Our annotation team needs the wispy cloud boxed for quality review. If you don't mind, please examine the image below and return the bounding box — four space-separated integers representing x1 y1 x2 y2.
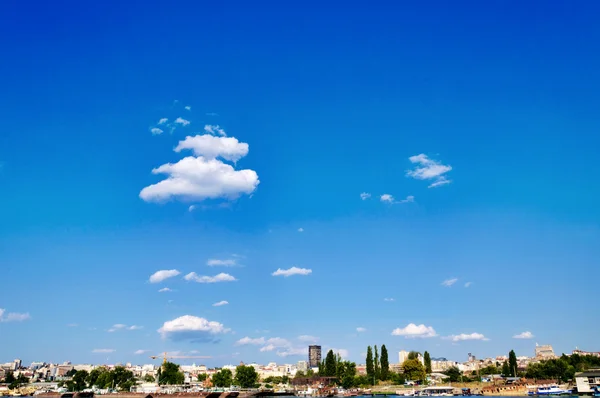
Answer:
513 331 534 339
356 327 367 333
442 278 458 287
235 337 266 346
149 269 181 284
464 282 472 288
392 323 437 338
185 106 191 111
444 333 489 342
158 287 172 293
92 349 115 353
272 267 312 277
204 124 227 136
360 192 371 200
383 298 395 302
0 308 31 323
213 300 229 307
406 154 452 188
158 118 168 125
67 323 78 327
207 258 237 267
150 127 164 135
380 194 414 204
184 272 237 283
297 227 304 232
174 117 190 126
108 324 143 332
330 348 349 359
298 335 319 343
134 349 150 355
188 205 196 212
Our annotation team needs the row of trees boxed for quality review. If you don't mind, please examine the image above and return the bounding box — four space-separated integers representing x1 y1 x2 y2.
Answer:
365 345 390 382
210 364 260 388
58 366 138 391
525 353 600 382
0 372 30 390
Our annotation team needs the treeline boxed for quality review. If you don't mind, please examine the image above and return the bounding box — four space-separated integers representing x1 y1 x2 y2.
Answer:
1 372 30 390
209 364 260 388
525 354 600 382
58 366 137 391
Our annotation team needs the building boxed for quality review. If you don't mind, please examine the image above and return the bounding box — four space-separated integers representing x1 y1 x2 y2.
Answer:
573 349 600 358
574 369 600 394
297 361 308 372
308 345 322 368
431 360 457 373
399 350 409 364
535 344 556 359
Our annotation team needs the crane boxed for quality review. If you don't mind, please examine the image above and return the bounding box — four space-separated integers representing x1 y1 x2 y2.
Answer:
150 351 211 366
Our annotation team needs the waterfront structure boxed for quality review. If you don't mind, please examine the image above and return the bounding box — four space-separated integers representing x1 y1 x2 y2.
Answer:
574 370 600 394
535 344 556 359
308 345 321 368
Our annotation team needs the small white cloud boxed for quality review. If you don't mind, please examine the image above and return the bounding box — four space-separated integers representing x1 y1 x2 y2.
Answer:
356 327 367 333
213 300 229 307
134 349 149 355
151 127 164 135
464 282 472 288
442 278 458 287
331 348 349 359
92 348 115 353
513 331 534 339
158 287 172 293
107 324 127 332
188 205 196 212
261 344 277 352
298 335 318 343
184 272 237 283
391 323 437 338
380 194 394 203
0 309 31 323
185 106 191 111
128 325 143 330
272 267 312 277
204 124 227 137
400 195 415 203
384 298 395 302
207 258 237 267
158 315 231 342
406 154 452 188
235 336 266 346
360 192 371 200
149 269 181 284
158 118 168 125
297 227 304 232
445 333 489 342
174 117 190 126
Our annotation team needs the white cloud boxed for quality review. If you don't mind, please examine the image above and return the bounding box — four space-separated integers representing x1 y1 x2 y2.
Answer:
260 344 276 352
391 323 437 338
149 269 181 284
272 267 312 277
207 258 237 267
174 117 190 126
139 155 259 203
235 336 266 346
158 118 168 125
128 325 143 330
406 154 452 188
204 124 227 137
108 324 142 332
360 192 371 200
158 287 172 293
134 349 149 355
356 327 367 333
277 347 306 357
185 106 191 111
150 127 164 135
384 298 395 302
513 331 534 339
331 348 349 359
464 282 472 288
298 335 318 343
297 227 304 232
188 205 196 212
0 308 31 323
380 194 394 203
175 135 248 162
445 333 489 342
184 272 237 283
158 315 231 342
442 278 458 287
92 349 115 353
213 300 229 307
400 195 415 203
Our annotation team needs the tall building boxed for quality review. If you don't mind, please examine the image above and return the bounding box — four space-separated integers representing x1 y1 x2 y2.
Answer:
535 344 556 359
398 350 409 364
308 345 322 368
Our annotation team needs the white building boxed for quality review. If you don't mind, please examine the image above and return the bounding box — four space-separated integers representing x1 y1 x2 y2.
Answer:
535 344 556 359
574 370 600 394
399 350 409 364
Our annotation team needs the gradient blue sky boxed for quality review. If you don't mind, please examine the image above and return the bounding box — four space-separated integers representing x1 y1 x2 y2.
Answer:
1 0 599 366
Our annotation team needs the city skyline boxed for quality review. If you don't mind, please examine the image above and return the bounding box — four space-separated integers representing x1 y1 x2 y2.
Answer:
1 1 599 366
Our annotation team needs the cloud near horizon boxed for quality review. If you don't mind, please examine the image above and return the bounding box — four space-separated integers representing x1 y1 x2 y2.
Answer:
272 267 312 277
444 332 489 342
392 323 437 338
184 272 237 283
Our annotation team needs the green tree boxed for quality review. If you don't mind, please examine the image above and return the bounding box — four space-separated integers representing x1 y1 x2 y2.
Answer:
390 372 406 385
423 351 432 374
234 365 259 388
66 368 77 377
325 350 337 377
159 362 184 385
366 346 374 383
72 370 89 391
306 369 315 377
480 365 499 375
443 367 462 383
508 350 518 377
197 373 208 382
380 345 389 381
212 369 233 387
402 359 426 382
8 374 29 390
144 374 156 382
294 370 305 379
4 372 16 385
501 361 510 377
408 351 420 360
374 345 380 381
87 368 106 387
340 362 357 389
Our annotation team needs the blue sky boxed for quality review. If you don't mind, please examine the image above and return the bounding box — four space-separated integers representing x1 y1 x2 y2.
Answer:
1 0 599 366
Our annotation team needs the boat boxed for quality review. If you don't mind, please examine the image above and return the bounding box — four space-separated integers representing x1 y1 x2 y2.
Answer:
592 386 600 397
419 387 456 396
529 386 572 396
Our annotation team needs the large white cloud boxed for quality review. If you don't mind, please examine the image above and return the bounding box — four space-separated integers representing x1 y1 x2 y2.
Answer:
391 323 437 338
406 154 452 188
272 267 312 277
149 269 181 283
158 315 231 342
175 135 249 162
184 272 237 283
